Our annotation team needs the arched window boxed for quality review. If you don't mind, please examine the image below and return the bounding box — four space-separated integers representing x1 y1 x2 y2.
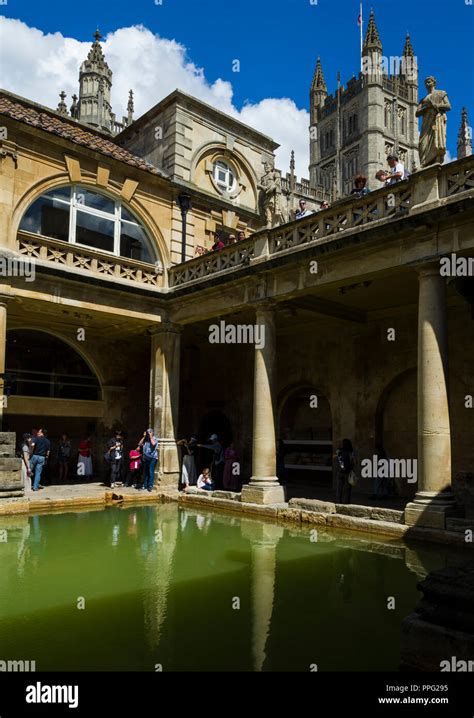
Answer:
19 186 154 263
5 330 101 401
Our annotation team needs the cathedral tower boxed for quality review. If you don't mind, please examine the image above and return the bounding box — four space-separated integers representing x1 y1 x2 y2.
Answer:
77 30 114 134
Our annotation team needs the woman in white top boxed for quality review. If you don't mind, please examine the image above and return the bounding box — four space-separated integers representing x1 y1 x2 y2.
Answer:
20 433 32 493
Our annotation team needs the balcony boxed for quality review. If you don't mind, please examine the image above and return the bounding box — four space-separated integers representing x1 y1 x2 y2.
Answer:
17 232 164 289
169 156 474 289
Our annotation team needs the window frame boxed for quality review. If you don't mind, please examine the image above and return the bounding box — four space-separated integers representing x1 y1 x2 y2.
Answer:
21 185 154 262
213 160 236 194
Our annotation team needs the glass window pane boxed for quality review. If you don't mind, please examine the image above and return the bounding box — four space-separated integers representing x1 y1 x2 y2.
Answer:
20 193 70 242
120 221 152 263
121 207 138 223
75 187 115 215
75 210 115 252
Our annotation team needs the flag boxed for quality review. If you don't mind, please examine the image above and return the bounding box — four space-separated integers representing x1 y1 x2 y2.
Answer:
358 13 362 26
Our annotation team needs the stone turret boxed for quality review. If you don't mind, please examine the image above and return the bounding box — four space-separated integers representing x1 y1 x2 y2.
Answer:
362 8 383 81
77 29 114 133
457 107 472 159
310 57 327 122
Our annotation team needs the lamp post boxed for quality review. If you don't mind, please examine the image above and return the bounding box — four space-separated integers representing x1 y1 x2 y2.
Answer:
177 194 192 264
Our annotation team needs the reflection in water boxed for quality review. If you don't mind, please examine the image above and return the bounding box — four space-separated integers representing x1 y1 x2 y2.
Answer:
0 505 470 671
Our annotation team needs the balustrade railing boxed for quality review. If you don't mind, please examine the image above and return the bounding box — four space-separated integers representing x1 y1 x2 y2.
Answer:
169 156 474 288
17 232 164 288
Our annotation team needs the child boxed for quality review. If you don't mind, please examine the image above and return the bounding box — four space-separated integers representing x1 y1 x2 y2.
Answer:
126 446 142 487
197 467 214 491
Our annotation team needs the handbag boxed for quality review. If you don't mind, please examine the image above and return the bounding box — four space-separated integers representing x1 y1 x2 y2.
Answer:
348 470 358 487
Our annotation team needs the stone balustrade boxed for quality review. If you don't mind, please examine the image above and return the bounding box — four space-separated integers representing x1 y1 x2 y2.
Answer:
169 156 474 288
17 232 164 288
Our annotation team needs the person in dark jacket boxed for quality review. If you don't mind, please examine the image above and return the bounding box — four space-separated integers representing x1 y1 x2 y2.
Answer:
335 438 356 504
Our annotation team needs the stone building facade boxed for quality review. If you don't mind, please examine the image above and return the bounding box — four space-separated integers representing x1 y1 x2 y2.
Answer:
0 30 473 528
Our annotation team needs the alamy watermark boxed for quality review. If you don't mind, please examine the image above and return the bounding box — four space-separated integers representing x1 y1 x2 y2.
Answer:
361 55 418 81
0 256 35 282
439 253 474 277
0 659 36 672
360 455 417 484
208 321 265 349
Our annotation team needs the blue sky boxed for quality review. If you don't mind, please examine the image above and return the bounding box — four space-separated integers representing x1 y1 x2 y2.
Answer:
1 0 473 167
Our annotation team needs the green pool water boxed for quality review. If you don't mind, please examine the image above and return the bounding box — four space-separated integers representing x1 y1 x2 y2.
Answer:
0 504 461 672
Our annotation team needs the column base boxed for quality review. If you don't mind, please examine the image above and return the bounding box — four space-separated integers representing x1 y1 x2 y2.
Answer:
241 479 286 505
405 491 458 529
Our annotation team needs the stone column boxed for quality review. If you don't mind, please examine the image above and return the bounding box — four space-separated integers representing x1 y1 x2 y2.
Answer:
405 266 455 528
241 302 285 505
0 299 8 430
149 322 182 487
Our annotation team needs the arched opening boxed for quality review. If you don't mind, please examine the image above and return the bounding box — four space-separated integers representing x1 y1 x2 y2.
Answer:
278 385 333 489
5 330 101 400
375 369 417 498
4 330 104 483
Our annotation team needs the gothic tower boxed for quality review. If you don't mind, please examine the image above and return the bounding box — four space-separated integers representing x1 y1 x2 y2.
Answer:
457 107 472 159
77 30 114 134
309 58 327 186
308 10 419 196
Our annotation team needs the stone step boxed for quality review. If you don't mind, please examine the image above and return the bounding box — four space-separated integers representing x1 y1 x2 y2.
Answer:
446 517 474 533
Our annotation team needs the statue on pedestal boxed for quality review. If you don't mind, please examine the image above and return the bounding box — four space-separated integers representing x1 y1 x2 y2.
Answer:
258 161 285 228
416 76 451 167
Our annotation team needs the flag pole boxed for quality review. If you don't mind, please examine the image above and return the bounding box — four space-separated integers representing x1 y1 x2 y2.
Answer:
359 2 363 73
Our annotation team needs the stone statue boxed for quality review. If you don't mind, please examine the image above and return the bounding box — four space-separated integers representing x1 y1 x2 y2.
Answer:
416 76 451 167
258 161 285 228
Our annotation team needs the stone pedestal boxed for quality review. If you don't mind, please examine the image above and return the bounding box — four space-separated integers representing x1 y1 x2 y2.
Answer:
241 303 285 505
401 563 474 670
406 267 454 528
149 323 182 487
0 432 23 498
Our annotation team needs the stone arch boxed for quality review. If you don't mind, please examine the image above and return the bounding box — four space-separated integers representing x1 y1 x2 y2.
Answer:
11 175 170 269
375 368 417 496
190 141 259 206
6 327 104 400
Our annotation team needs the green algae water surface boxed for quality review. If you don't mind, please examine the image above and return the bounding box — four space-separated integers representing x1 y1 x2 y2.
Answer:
0 503 456 672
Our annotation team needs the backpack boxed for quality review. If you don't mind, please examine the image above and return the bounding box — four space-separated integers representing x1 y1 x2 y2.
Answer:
337 449 352 473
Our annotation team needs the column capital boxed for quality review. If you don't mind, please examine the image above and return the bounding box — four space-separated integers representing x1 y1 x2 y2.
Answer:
148 321 183 337
254 298 277 316
416 262 443 279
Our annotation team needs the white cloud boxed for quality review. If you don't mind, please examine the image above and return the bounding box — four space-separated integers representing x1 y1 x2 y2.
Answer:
0 18 310 174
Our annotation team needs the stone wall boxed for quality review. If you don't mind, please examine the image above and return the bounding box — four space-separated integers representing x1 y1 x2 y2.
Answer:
0 432 23 498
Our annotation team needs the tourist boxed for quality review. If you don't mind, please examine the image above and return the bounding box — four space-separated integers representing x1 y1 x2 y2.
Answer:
335 438 356 504
227 234 236 245
20 433 32 493
198 433 224 489
320 200 330 210
139 428 158 492
105 431 124 488
387 154 408 183
223 442 239 491
77 435 93 480
57 433 71 482
126 446 142 487
177 435 198 490
212 234 225 251
295 199 313 220
197 467 214 491
350 175 370 197
30 428 51 492
370 443 389 500
237 230 246 242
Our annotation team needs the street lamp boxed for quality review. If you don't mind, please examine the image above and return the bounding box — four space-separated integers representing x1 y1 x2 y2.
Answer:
177 194 192 264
